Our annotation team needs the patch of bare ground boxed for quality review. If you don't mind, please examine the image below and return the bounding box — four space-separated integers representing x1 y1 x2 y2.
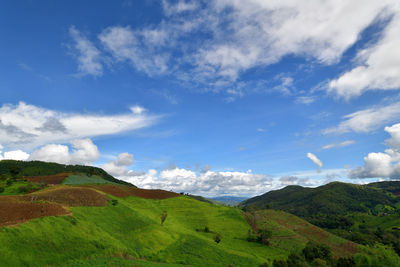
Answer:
25 172 72 185
23 187 109 206
0 198 68 226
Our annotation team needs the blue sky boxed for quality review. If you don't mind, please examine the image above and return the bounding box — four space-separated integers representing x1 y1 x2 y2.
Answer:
1 0 400 197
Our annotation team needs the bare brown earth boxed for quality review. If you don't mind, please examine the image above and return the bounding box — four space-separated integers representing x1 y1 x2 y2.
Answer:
0 197 68 226
0 186 108 226
86 185 180 199
22 186 109 206
25 172 72 185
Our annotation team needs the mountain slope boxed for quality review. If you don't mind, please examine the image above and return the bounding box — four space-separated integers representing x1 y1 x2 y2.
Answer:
241 181 399 217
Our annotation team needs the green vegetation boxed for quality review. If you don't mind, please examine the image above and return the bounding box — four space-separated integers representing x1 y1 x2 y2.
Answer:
0 195 290 266
241 182 398 217
0 179 42 195
63 174 117 185
242 181 400 263
0 160 131 185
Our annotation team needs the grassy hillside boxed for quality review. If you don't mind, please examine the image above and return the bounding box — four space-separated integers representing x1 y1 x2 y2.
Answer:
0 182 399 266
0 192 288 266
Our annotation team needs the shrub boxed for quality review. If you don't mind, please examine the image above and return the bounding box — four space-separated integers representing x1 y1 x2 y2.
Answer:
336 257 355 267
111 199 118 206
214 233 221 244
204 226 209 233
160 211 168 225
273 259 288 267
0 187 4 193
6 179 13 186
302 242 332 262
17 184 34 194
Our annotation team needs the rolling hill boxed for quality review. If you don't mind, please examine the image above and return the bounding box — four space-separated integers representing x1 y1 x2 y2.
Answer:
0 160 399 266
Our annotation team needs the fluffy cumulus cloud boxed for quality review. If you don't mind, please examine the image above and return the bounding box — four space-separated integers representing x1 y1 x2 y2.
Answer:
0 149 30 161
101 152 139 177
29 138 100 165
307 153 323 170
323 101 400 134
0 102 158 150
113 166 335 197
0 138 101 165
329 4 400 99
350 123 400 179
68 0 399 96
69 26 103 77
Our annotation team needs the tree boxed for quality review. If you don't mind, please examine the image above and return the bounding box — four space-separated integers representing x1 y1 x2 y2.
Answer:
160 211 168 225
0 187 4 193
10 165 21 179
302 242 332 262
214 233 221 244
257 228 272 245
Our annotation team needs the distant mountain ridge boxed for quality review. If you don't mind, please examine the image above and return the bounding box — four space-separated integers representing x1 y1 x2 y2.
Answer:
210 196 248 205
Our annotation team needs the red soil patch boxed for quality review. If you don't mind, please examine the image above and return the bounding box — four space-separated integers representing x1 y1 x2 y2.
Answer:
0 198 68 226
23 187 109 207
25 172 72 185
87 185 180 199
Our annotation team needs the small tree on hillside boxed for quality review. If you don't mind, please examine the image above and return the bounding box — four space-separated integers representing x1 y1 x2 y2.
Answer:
214 233 221 244
160 211 168 225
10 166 21 179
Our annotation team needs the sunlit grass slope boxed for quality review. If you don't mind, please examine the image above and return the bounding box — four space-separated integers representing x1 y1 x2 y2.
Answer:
0 195 289 266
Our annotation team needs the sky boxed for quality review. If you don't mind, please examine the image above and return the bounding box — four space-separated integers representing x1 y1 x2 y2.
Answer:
1 0 400 197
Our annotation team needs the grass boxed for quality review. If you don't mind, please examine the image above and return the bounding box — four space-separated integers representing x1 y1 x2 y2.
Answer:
0 180 41 195
0 195 286 266
63 174 117 185
0 192 399 266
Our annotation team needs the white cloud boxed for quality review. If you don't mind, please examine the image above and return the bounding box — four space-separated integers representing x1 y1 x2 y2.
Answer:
101 152 138 177
130 105 146 115
69 26 103 77
323 101 400 134
322 140 355 150
0 150 30 161
0 102 159 150
329 8 400 99
99 26 169 76
192 0 393 82
162 0 198 16
307 152 323 170
295 96 316 105
350 123 400 179
68 0 399 97
29 138 100 165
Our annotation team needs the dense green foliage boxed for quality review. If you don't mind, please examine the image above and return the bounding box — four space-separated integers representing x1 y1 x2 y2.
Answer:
0 160 131 185
0 179 43 195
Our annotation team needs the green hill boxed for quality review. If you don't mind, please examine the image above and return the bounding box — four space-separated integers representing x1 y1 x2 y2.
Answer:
241 181 399 217
0 160 131 185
